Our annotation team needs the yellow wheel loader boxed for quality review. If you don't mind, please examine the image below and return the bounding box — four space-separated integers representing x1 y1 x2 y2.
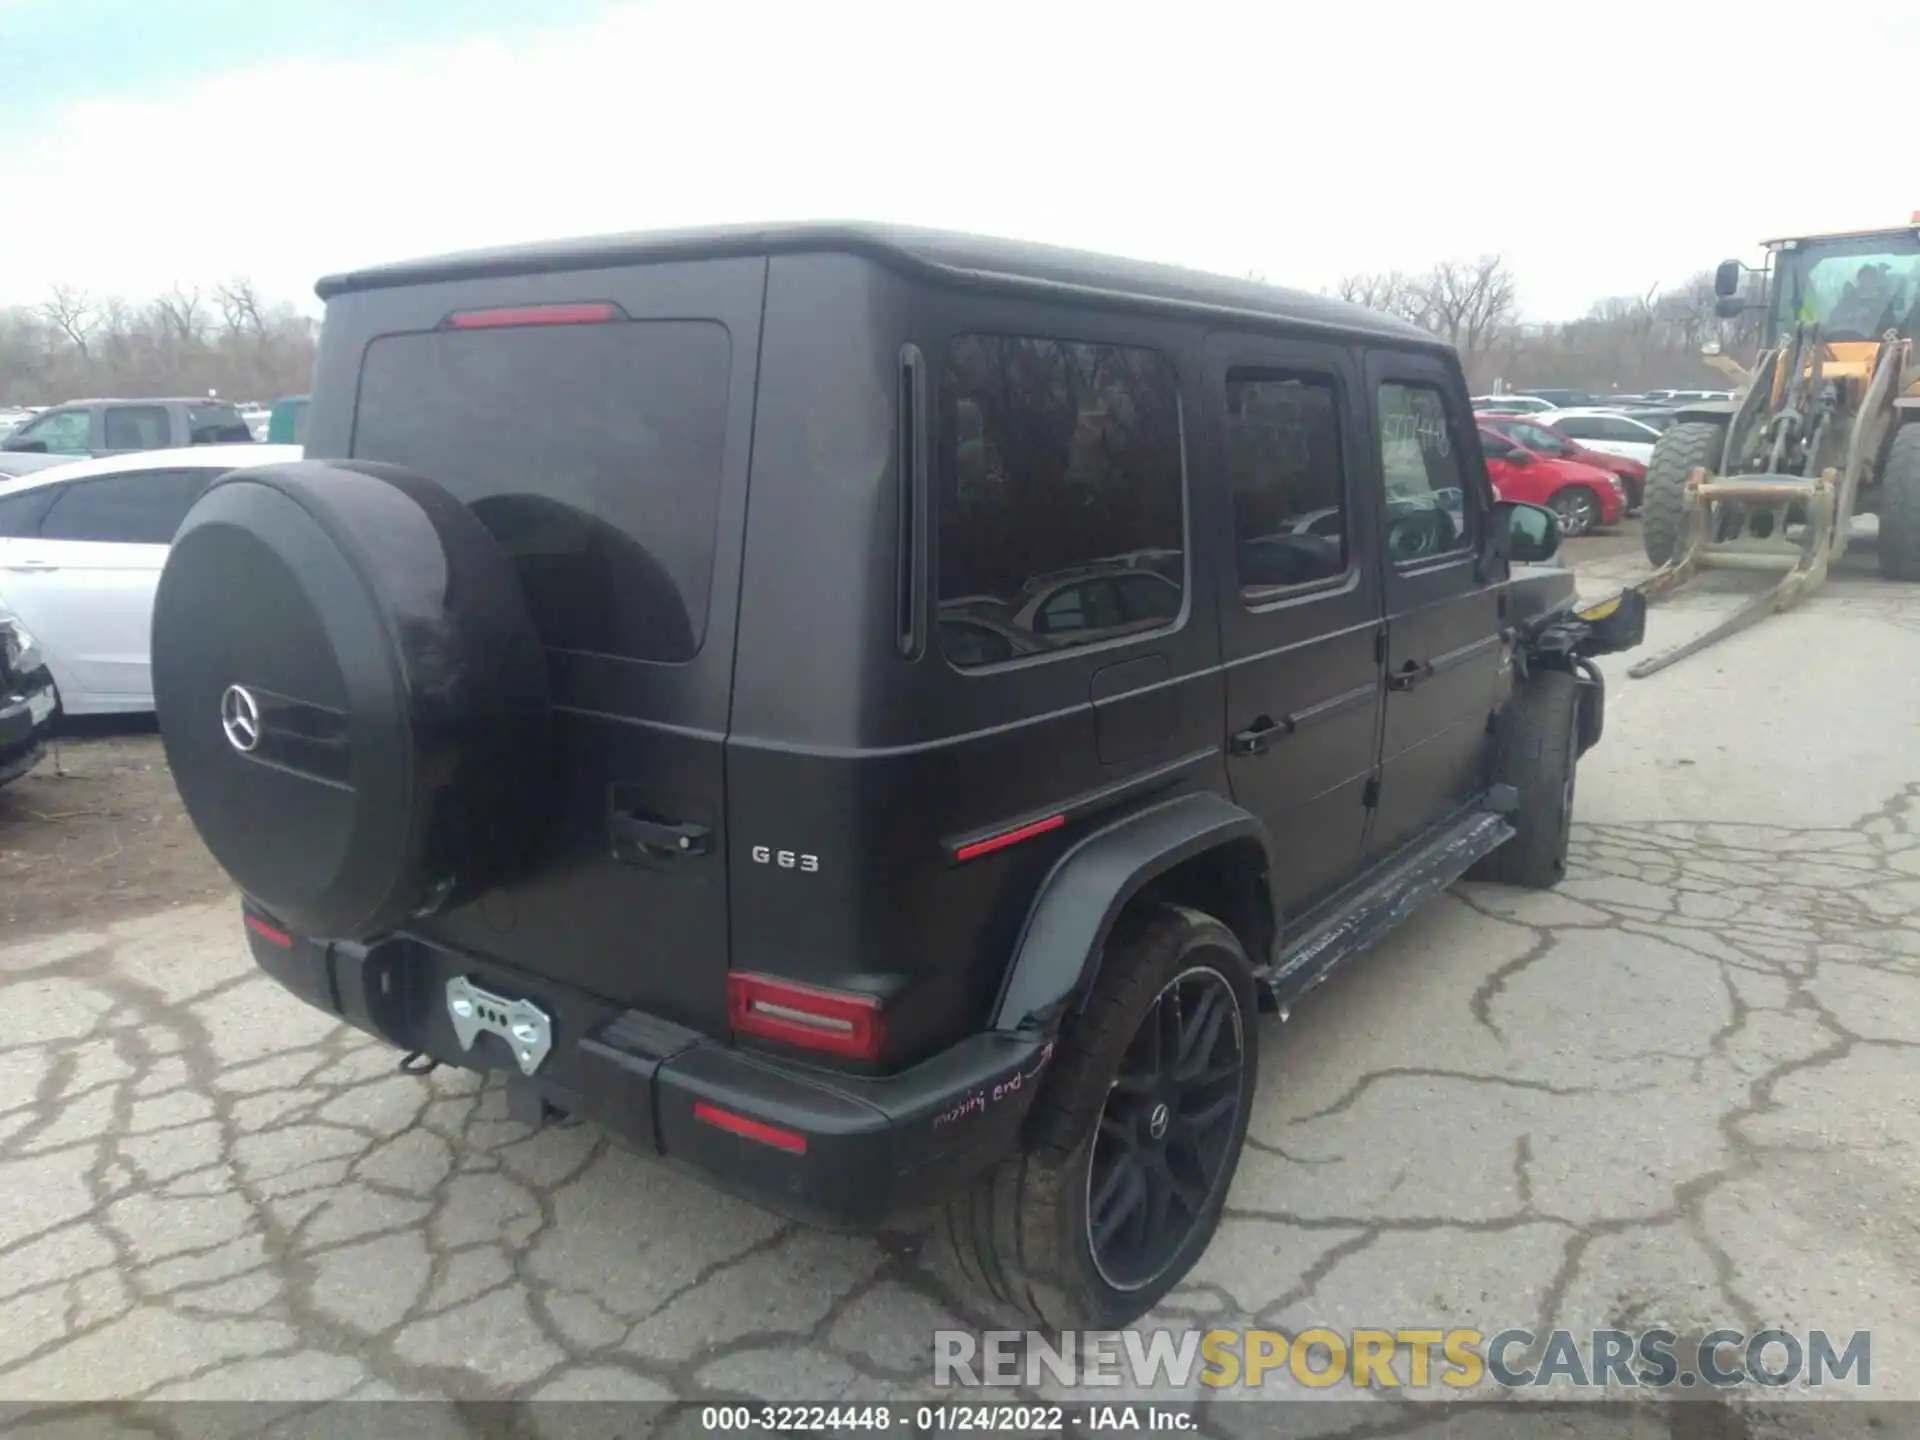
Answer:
1630 216 1920 677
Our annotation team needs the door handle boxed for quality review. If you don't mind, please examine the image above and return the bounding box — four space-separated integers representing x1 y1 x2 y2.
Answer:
3 561 58 572
1229 715 1292 757
1388 660 1434 692
610 810 712 862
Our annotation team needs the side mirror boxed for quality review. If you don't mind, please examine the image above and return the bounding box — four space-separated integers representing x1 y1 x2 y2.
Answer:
1714 295 1746 319
1505 448 1533 466
1 438 46 453
1713 259 1743 298
1497 499 1560 564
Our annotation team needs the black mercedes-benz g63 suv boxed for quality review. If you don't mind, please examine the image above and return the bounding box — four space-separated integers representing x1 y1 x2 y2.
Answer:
151 223 1642 1328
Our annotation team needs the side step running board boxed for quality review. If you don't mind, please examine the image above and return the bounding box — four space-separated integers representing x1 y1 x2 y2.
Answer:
1262 806 1515 1006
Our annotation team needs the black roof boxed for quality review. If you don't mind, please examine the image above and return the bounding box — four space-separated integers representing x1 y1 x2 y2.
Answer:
314 221 1439 347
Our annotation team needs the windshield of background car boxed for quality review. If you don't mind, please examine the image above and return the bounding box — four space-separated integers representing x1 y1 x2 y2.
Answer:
1507 421 1577 456
351 318 732 664
939 335 1184 669
1775 233 1920 342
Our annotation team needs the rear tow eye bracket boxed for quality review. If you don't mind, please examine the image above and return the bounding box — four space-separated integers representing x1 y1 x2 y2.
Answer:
447 975 553 1077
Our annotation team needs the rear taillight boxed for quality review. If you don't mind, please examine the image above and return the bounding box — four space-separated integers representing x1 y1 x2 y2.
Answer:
444 301 622 329
725 973 884 1061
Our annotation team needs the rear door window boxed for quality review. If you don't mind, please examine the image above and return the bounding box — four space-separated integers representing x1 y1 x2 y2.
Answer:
352 319 732 664
104 405 172 450
37 468 218 544
939 335 1185 667
1224 370 1348 595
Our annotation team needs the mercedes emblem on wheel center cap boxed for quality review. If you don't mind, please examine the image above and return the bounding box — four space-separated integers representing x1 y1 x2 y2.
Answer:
1148 1102 1170 1140
220 684 262 753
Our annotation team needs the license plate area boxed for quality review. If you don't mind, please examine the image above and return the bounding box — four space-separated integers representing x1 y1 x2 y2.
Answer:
446 976 553 1077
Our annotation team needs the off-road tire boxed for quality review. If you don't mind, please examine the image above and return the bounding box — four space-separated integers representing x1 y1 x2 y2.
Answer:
1877 424 1920 581
1470 668 1581 889
1642 422 1724 567
941 905 1259 1330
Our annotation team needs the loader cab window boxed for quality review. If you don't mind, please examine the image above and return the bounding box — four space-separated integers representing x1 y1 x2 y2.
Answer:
1776 236 1920 342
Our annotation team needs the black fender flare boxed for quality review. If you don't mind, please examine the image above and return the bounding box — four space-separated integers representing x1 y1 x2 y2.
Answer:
989 791 1270 1032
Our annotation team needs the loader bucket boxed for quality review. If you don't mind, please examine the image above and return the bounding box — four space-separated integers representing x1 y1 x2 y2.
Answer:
1627 468 1837 678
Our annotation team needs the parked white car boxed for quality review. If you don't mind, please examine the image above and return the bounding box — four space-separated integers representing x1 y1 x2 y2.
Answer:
1532 408 1664 465
0 444 299 714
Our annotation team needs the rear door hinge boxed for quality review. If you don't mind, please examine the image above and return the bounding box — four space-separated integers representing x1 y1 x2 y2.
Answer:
1373 627 1387 664
1362 775 1381 810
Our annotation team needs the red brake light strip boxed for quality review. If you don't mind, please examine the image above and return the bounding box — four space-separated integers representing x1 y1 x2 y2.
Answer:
444 302 621 330
693 1101 808 1154
954 813 1066 863
244 913 292 948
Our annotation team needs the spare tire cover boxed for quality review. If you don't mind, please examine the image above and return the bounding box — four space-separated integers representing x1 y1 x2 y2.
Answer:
153 459 550 940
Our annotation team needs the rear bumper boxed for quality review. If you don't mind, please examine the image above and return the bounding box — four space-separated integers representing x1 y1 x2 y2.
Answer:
242 907 1052 1228
0 666 56 787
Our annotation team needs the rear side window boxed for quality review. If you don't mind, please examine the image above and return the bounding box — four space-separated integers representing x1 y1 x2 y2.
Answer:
104 405 171 450
1225 371 1347 596
187 405 254 444
37 468 218 544
940 335 1184 667
1552 416 1601 440
352 320 732 664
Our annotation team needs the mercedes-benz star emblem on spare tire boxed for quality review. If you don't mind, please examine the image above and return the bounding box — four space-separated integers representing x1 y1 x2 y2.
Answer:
220 684 261 754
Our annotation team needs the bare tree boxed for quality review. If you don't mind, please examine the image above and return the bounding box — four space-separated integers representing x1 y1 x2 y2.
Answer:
1 283 317 407
1333 270 1434 328
151 286 208 347
40 285 96 359
1420 255 1518 355
216 278 268 339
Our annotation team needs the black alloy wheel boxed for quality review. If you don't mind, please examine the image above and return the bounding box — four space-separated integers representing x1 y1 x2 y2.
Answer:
1085 965 1246 1292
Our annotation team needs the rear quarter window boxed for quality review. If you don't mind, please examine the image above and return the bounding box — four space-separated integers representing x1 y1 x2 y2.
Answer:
350 319 732 664
188 405 255 444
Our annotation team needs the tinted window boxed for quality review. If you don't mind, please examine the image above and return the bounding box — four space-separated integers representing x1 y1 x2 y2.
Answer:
13 409 90 454
940 336 1184 667
103 405 171 451
1479 429 1517 458
1378 382 1471 563
1225 371 1347 595
353 320 732 664
939 618 1017 668
0 487 58 537
37 468 217 544
1552 416 1603 440
187 405 254 445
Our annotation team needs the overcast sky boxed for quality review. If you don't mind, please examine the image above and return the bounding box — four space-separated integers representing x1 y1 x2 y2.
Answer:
3 0 1916 319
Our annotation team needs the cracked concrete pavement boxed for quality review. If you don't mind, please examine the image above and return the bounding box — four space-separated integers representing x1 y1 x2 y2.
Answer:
5 541 1920 1422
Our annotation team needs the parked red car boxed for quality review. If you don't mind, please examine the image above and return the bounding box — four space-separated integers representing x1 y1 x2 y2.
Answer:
1477 424 1625 537
1480 414 1646 513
